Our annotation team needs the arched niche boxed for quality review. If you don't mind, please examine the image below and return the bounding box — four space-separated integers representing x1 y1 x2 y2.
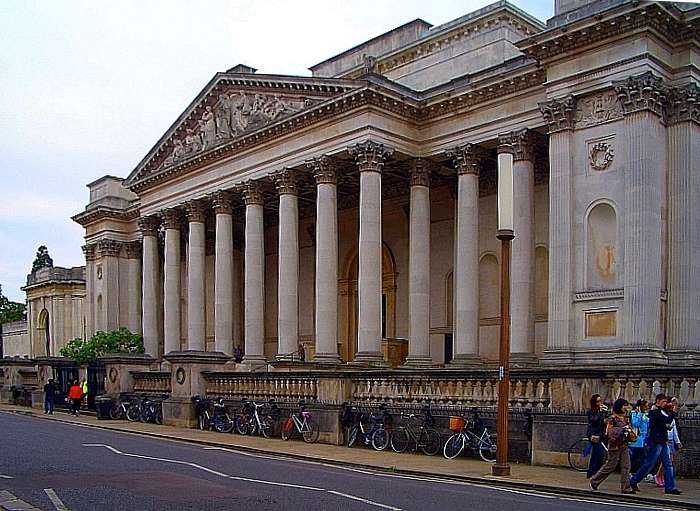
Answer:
586 201 618 289
37 308 50 357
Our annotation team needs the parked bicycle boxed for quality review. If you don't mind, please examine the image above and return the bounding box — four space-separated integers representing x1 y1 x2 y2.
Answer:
281 400 320 443
236 399 280 438
567 436 609 472
443 411 497 462
390 406 442 456
347 404 393 451
192 396 234 433
109 396 132 420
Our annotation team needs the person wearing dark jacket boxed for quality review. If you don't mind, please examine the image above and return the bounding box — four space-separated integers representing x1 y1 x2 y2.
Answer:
43 378 56 415
629 393 682 495
586 394 608 478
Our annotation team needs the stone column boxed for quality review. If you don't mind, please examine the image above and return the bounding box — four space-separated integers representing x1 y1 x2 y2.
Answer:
162 208 183 354
82 244 97 338
664 84 700 364
96 239 122 331
308 156 341 363
447 144 483 365
349 141 393 365
614 73 667 363
499 129 537 366
274 170 300 360
212 191 234 356
405 159 432 366
185 200 207 352
242 181 266 364
139 216 161 358
125 241 142 335
539 96 575 364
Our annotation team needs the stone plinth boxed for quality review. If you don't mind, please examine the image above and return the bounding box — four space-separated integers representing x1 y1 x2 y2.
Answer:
162 350 230 428
98 353 157 396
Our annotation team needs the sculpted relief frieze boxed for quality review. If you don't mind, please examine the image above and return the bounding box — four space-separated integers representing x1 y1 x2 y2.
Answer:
574 91 623 129
162 92 315 169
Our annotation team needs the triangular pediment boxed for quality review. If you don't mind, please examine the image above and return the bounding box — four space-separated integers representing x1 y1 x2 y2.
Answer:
125 72 365 190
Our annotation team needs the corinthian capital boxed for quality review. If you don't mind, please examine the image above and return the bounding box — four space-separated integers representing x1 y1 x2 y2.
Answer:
211 190 234 214
138 215 160 237
539 95 575 133
124 241 142 259
274 169 299 196
82 244 97 262
348 140 393 173
242 180 264 206
498 129 536 162
667 83 700 125
614 72 668 117
306 155 337 185
161 207 184 229
184 199 207 223
446 143 484 175
97 239 123 258
408 159 430 187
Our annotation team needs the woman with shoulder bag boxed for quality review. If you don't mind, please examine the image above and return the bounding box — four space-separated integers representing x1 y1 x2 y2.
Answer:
590 398 636 494
586 394 608 478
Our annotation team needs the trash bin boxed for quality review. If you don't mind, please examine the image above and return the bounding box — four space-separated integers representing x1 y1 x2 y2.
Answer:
95 395 113 420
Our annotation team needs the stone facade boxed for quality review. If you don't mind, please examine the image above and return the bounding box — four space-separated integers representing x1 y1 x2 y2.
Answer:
72 0 700 369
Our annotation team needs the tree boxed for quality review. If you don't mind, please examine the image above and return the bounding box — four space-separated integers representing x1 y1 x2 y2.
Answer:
0 284 26 324
59 328 145 365
31 245 54 273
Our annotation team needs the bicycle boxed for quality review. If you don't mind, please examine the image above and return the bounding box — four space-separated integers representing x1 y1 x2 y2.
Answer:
390 407 442 456
568 436 609 472
192 396 233 432
126 395 146 422
281 400 320 443
443 412 497 462
109 397 132 420
139 396 164 425
237 399 279 438
347 404 392 451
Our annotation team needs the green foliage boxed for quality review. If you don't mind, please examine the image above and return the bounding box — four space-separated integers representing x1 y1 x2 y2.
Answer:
0 284 26 324
59 327 144 365
31 245 54 273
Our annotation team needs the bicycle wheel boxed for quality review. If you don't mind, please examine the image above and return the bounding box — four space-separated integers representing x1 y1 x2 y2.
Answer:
443 433 466 459
568 438 593 472
390 428 410 453
198 413 209 431
109 404 122 420
371 428 390 451
260 417 273 439
478 433 498 463
302 420 320 444
348 425 359 447
235 416 250 435
126 404 141 422
154 408 163 426
420 429 442 456
213 414 232 433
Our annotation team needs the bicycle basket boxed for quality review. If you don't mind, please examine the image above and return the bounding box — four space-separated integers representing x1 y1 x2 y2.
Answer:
449 416 466 433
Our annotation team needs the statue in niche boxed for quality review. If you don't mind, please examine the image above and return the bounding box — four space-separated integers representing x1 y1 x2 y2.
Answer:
201 106 217 148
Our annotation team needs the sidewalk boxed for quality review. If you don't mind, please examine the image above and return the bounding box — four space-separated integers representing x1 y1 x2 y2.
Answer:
1 404 697 510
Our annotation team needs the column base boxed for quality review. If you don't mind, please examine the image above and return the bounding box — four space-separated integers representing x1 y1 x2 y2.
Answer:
540 349 573 366
665 349 700 366
449 354 483 367
403 355 434 367
313 353 343 365
614 347 667 366
509 353 538 368
491 463 511 477
350 351 387 367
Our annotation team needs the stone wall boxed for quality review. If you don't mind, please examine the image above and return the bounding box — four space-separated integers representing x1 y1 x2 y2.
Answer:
1 320 30 357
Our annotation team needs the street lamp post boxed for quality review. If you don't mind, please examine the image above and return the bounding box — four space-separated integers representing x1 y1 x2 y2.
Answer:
492 150 514 477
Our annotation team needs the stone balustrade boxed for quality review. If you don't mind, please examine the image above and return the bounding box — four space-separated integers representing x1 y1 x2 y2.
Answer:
203 372 319 402
131 371 171 394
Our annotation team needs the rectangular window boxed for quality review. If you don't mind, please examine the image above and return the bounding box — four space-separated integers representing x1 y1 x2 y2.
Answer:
585 310 617 337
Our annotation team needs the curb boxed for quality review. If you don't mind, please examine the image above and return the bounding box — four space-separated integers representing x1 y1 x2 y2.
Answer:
3 407 697 511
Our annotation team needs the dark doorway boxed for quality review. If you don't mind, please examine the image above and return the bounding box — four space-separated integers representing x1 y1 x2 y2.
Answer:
444 333 453 365
54 364 79 409
87 363 106 410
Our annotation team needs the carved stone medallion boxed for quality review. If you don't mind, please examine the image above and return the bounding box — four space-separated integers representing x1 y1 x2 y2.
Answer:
589 142 614 171
108 367 118 383
175 367 186 385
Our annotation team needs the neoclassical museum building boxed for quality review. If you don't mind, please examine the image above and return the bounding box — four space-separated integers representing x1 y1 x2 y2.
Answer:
73 0 700 370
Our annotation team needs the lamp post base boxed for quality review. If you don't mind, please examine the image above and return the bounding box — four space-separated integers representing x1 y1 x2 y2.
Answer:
491 463 511 477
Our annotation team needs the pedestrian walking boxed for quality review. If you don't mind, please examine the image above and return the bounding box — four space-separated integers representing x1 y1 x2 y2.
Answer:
67 380 84 416
654 397 682 489
43 378 56 415
629 399 649 472
586 394 608 478
629 393 683 495
590 398 636 494
81 378 89 407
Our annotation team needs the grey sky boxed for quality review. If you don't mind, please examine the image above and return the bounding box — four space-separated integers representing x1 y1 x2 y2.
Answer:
0 0 552 302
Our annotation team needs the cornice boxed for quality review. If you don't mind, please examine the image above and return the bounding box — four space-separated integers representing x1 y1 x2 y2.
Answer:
71 205 139 227
518 3 700 63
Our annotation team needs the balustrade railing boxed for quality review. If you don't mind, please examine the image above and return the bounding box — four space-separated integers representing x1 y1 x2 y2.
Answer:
203 372 318 402
132 371 171 394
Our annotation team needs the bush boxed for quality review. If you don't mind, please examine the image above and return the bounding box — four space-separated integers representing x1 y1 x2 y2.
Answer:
60 328 144 365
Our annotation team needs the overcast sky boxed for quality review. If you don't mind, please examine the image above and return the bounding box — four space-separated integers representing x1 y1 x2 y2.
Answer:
0 0 552 302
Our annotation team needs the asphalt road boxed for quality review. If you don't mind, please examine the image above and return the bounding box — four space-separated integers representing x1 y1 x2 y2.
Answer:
0 412 671 511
